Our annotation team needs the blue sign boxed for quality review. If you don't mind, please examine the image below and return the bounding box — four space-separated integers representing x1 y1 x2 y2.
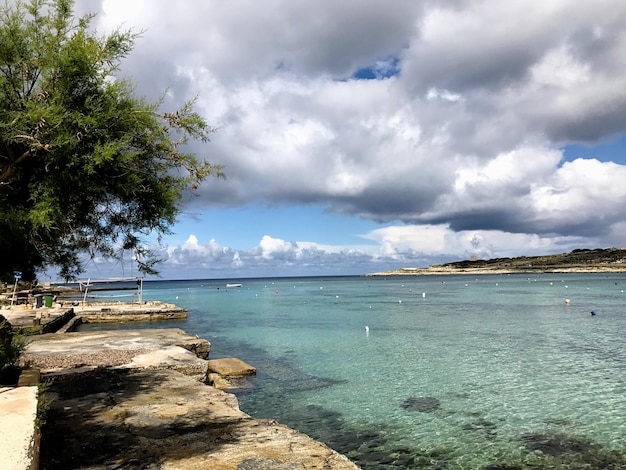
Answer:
14 271 22 280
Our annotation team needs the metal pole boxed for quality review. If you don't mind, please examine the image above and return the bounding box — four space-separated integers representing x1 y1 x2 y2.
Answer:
82 278 90 306
10 277 18 307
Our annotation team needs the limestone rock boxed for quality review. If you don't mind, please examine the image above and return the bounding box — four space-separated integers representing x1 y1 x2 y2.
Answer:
208 357 256 376
39 368 358 469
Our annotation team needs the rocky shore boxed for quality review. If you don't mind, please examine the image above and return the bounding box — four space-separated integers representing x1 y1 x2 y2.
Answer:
367 265 626 276
367 248 626 276
1 302 359 470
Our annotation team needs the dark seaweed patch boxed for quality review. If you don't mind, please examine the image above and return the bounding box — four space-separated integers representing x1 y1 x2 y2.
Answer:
401 396 441 412
482 465 523 470
521 432 594 456
518 431 626 469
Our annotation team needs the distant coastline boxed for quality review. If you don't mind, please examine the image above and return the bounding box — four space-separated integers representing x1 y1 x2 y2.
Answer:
367 248 626 276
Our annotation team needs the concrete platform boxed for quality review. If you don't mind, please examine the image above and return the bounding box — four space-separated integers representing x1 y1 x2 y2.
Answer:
1 300 187 335
70 301 187 322
0 307 74 334
0 386 39 470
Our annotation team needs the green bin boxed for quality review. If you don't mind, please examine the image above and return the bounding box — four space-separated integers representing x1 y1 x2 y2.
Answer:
44 294 53 308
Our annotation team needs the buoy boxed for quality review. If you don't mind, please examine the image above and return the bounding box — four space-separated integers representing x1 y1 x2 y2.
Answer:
422 292 426 298
365 325 369 332
275 289 279 294
591 310 596 316
398 300 402 303
565 298 570 305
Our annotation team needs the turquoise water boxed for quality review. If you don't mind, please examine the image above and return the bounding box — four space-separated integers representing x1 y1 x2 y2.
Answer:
82 273 626 469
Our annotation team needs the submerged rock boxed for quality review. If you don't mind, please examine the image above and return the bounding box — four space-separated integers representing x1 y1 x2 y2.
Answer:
401 396 441 412
521 432 594 457
518 431 626 468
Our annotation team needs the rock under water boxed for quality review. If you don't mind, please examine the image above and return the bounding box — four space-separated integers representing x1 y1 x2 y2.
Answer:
400 396 441 412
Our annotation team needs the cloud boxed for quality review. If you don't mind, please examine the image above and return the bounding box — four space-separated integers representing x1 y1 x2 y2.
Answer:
93 228 587 280
87 1 626 273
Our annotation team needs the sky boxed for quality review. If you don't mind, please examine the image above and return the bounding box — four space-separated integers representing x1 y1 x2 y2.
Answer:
61 0 626 280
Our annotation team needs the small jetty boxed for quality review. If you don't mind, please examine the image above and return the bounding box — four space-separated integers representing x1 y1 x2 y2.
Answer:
1 300 187 334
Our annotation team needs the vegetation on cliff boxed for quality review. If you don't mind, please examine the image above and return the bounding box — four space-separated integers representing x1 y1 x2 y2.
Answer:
373 248 626 275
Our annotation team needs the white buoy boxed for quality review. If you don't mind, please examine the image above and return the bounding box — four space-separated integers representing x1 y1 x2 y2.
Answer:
422 292 426 298
365 325 369 333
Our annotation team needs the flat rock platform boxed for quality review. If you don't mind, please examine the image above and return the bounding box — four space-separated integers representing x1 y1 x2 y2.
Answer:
23 328 211 378
16 329 358 470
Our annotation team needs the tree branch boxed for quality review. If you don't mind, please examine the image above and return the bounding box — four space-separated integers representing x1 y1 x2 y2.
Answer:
0 147 36 184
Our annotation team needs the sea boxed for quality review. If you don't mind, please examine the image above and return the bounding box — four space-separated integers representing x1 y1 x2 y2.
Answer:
78 273 626 469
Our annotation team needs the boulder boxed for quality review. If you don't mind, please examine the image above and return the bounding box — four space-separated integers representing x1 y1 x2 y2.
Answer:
208 357 257 376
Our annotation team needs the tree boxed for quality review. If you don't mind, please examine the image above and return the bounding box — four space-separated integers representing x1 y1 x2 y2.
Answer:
0 0 224 281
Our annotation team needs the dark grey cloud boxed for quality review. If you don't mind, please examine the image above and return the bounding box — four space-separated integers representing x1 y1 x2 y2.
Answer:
88 0 626 268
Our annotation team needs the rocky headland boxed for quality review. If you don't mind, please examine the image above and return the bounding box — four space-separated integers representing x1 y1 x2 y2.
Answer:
368 248 626 276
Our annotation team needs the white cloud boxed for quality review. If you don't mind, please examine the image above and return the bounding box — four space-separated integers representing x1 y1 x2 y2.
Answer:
82 227 586 279
80 1 626 276
426 88 463 102
530 158 626 221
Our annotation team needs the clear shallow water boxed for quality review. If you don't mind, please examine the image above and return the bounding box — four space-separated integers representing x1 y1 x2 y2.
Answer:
81 273 626 469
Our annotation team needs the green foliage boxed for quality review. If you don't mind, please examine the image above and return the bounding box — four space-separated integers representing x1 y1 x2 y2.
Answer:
0 0 224 281
0 320 27 383
36 379 54 428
